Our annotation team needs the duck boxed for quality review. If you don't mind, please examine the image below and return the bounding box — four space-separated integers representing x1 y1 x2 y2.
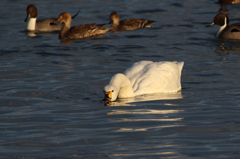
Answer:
56 12 110 39
102 61 184 102
206 13 240 40
109 12 155 32
218 0 240 4
24 4 79 32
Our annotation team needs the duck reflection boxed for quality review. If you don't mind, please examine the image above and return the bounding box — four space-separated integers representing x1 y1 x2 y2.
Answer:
26 31 37 37
103 91 182 106
60 34 108 45
218 5 229 12
218 0 240 12
26 30 59 37
216 41 240 55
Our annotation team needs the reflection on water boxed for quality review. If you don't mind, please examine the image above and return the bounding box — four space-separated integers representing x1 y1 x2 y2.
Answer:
60 34 109 45
104 91 183 106
26 31 37 37
108 144 184 158
110 118 183 122
109 151 180 157
108 109 184 115
215 41 240 55
107 93 184 135
113 124 184 132
108 105 184 132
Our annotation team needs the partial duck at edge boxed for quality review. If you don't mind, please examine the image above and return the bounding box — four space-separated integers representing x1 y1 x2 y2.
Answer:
207 13 240 40
218 0 240 4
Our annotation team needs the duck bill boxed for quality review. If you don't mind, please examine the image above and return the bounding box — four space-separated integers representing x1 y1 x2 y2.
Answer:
206 22 215 27
50 20 59 25
108 20 113 24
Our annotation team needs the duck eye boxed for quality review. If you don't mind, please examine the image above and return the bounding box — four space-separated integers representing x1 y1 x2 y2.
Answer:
112 90 114 92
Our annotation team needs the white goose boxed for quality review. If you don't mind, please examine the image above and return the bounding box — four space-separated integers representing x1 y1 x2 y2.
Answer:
103 61 184 102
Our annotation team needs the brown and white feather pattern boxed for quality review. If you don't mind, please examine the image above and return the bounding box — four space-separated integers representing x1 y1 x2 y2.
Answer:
120 19 154 30
207 13 240 40
109 12 155 32
57 12 110 40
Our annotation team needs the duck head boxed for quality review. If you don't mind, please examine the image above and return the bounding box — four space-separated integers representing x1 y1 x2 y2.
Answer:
57 12 72 26
109 12 120 25
25 4 37 22
206 13 229 27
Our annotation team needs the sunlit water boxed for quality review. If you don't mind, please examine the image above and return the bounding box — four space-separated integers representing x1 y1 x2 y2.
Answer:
1 0 240 158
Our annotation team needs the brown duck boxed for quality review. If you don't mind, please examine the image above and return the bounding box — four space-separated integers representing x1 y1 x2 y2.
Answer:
57 12 110 39
109 12 155 32
218 0 240 4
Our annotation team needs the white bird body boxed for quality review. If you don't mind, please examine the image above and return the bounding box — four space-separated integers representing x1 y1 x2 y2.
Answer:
103 61 184 102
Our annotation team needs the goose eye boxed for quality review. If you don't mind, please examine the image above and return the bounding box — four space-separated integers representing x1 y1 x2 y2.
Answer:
112 90 114 92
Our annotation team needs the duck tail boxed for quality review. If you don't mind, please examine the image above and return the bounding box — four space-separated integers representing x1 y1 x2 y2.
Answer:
143 20 155 27
72 9 81 19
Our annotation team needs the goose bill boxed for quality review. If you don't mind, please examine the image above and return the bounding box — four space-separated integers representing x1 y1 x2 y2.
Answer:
102 91 112 102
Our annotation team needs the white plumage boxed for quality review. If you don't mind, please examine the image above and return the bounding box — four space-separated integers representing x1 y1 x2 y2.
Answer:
103 61 184 102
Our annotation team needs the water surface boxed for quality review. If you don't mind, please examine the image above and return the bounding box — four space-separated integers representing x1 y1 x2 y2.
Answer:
1 0 240 158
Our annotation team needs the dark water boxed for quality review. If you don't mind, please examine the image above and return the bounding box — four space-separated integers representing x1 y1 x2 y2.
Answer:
1 0 240 158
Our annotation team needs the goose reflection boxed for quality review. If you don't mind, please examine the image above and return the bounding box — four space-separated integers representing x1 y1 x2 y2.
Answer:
109 151 180 157
103 91 183 106
110 115 184 132
106 92 184 132
106 93 184 158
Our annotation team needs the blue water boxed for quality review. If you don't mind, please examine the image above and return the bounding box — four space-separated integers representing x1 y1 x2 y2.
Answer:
1 0 240 158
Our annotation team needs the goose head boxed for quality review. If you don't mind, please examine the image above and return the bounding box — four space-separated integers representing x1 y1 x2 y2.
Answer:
102 85 118 102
